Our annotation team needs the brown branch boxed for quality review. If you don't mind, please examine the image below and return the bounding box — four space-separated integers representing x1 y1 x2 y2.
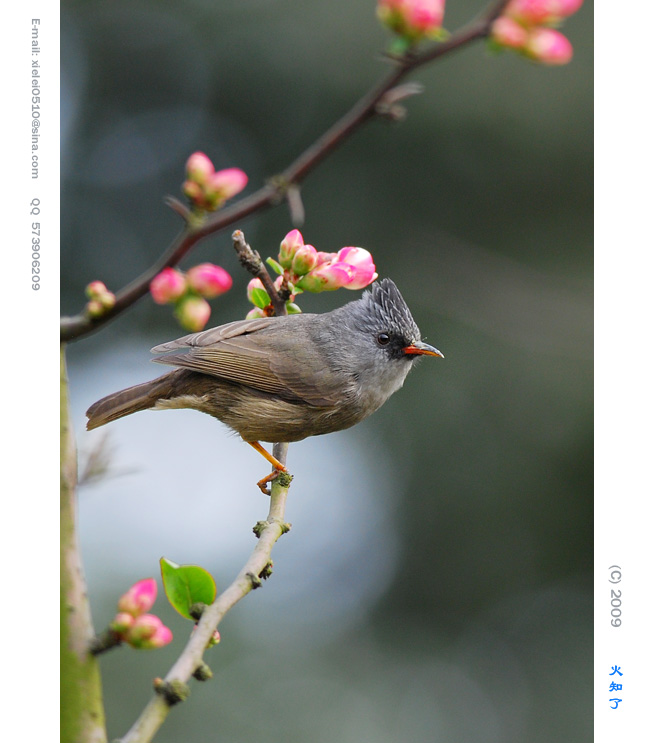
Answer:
232 230 287 316
59 1 508 344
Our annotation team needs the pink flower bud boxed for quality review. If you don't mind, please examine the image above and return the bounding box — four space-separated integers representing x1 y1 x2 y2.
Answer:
175 295 211 332
505 0 582 26
526 27 573 64
126 615 173 649
150 268 187 304
186 263 233 298
185 152 214 185
334 247 378 290
110 612 135 636
85 299 105 318
128 614 163 641
117 578 158 617
208 629 221 647
246 307 266 320
182 180 205 205
377 0 446 43
86 281 108 299
491 16 529 49
295 262 353 293
247 277 271 309
209 168 248 202
278 229 305 269
146 624 173 649
291 244 319 276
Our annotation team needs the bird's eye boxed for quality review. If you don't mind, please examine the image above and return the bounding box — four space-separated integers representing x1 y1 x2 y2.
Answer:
377 332 390 346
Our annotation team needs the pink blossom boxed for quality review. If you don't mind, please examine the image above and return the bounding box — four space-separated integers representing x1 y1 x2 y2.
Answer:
85 280 116 315
279 229 305 269
505 0 583 26
377 0 446 43
175 295 211 331
110 612 135 636
185 151 214 185
85 281 108 298
296 262 353 292
117 578 158 617
335 247 379 290
186 263 232 298
182 152 248 210
150 268 187 304
126 614 173 649
209 168 248 202
491 16 529 49
295 246 378 293
526 27 573 64
291 244 319 276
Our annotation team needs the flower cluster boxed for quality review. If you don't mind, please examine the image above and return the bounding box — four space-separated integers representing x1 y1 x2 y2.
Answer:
150 263 232 331
245 229 378 319
377 0 446 48
84 281 116 318
182 152 248 211
109 579 172 650
490 0 583 65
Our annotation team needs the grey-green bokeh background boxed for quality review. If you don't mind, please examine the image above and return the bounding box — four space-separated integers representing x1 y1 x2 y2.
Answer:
62 1 593 741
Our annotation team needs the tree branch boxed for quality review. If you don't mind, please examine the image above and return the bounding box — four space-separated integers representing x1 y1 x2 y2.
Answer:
120 446 291 743
59 0 509 344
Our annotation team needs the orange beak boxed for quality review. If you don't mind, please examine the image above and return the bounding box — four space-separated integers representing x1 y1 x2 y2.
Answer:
403 340 444 358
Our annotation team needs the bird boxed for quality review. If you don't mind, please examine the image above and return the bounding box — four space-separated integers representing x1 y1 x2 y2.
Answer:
86 278 443 491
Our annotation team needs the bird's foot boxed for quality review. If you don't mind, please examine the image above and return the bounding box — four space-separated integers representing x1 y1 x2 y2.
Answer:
257 469 280 495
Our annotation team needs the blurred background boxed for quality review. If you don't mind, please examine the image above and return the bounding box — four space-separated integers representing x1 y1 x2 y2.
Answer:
61 1 593 741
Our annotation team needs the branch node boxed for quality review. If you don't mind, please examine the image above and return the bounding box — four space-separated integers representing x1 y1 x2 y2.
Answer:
153 678 190 706
189 602 208 621
253 520 269 538
192 662 214 682
247 572 263 590
259 560 274 580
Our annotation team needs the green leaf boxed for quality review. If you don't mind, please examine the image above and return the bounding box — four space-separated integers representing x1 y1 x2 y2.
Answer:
160 557 217 620
250 287 271 309
266 257 284 276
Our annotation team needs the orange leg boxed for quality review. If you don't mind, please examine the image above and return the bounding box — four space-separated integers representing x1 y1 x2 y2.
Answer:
247 441 287 494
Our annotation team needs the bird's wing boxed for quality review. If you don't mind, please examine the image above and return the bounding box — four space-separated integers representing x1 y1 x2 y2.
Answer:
150 317 345 407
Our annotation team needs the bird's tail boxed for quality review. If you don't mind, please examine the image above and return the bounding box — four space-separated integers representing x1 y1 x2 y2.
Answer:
86 372 177 430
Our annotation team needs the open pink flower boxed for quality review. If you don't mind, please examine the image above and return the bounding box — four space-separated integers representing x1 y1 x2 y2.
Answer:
117 578 158 617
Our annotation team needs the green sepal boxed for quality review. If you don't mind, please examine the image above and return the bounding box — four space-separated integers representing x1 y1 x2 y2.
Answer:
266 257 284 276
